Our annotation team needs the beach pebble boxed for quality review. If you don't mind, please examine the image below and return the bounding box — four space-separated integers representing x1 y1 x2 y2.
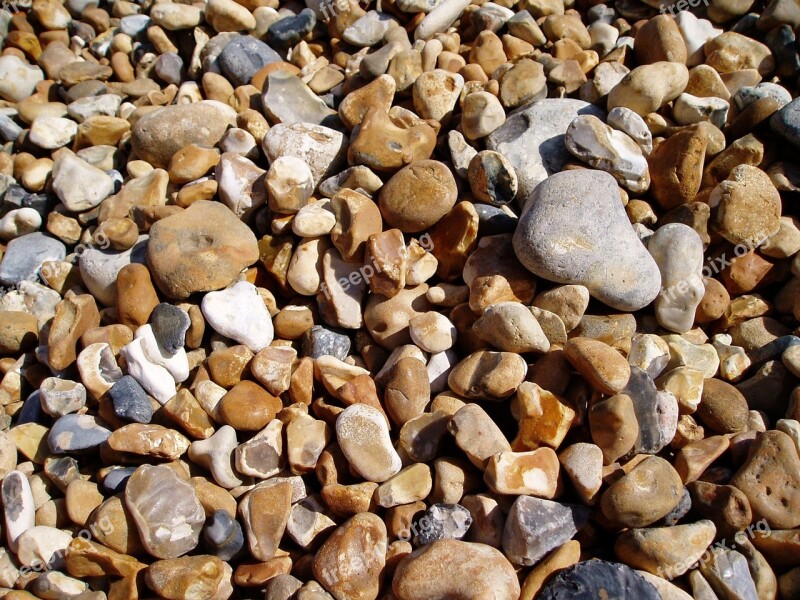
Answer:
565 114 650 192
107 375 153 423
336 404 402 482
513 169 660 311
538 560 661 600
648 223 705 333
125 464 205 559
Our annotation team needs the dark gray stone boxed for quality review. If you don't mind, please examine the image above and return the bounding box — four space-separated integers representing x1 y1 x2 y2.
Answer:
154 52 183 86
413 503 472 546
538 559 661 600
102 467 137 494
3 185 50 217
302 325 350 360
502 496 591 566
108 375 153 424
0 232 66 286
658 486 691 526
267 9 316 49
63 80 108 104
150 302 191 357
17 390 44 425
586 4 615 23
623 366 666 455
218 35 282 88
48 414 112 454
203 509 245 560
475 204 517 235
765 25 799 79
771 96 800 149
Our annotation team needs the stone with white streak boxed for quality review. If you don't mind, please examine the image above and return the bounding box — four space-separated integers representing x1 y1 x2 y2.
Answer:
565 114 650 193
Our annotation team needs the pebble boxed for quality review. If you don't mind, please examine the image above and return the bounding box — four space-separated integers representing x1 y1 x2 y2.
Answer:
415 0 471 40
189 425 242 488
39 377 86 417
448 350 527 401
312 512 387 599
473 301 550 353
467 150 518 206
538 560 661 600
131 101 236 169
2 471 35 551
47 414 111 454
263 71 339 128
0 55 44 102
336 404 402 482
730 430 800 528
600 456 684 527
150 303 190 357
413 503 472 545
379 160 456 233
608 62 689 116
502 496 591 566
201 281 274 352
203 509 245 561
647 223 705 333
263 122 348 187
566 115 649 192
0 233 66 287
513 169 660 311
125 464 205 559
461 91 506 140
147 201 259 300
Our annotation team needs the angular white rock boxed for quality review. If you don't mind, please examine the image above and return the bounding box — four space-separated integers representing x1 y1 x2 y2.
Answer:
51 149 115 213
120 337 176 404
201 280 274 352
135 324 190 383
673 93 729 129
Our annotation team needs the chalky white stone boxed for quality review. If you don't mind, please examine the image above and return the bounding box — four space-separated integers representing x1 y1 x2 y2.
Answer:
29 117 78 149
215 152 267 219
336 403 402 482
135 324 189 383
0 208 42 241
201 280 274 352
0 55 44 102
51 149 115 213
188 425 242 489
16 526 72 571
673 93 730 129
120 337 176 404
647 223 705 333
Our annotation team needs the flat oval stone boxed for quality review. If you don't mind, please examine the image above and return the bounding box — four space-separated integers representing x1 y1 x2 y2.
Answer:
513 169 661 311
146 201 259 300
538 559 661 600
131 101 236 169
335 404 402 483
125 464 205 559
48 414 111 454
0 232 66 287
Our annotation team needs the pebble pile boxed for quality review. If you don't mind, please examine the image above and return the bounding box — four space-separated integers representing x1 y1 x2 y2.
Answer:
0 0 798 595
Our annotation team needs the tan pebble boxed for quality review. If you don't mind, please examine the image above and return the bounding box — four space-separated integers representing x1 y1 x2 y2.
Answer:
519 540 581 600
615 520 716 577
589 393 639 464
448 403 511 470
218 380 282 431
313 513 387 599
379 160 457 234
564 337 631 395
115 264 159 330
512 382 575 451
600 456 684 527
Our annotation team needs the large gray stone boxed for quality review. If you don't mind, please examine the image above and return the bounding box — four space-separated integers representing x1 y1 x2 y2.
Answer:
0 233 66 287
512 169 661 312
486 98 605 203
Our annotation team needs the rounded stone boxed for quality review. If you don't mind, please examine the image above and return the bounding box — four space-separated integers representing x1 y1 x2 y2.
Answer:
379 160 457 233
